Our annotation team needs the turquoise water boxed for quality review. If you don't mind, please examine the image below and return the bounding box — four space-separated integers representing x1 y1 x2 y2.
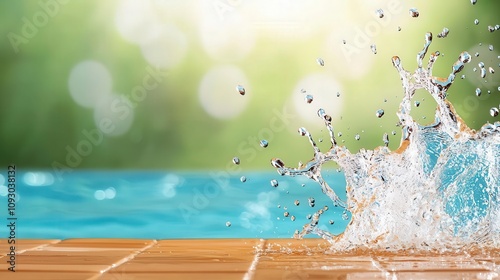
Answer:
0 170 349 239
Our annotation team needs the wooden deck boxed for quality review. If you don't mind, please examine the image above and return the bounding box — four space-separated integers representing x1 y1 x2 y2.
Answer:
1 239 499 279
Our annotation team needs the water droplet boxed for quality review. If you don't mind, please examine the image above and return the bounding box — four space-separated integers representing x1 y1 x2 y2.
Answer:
298 127 308 136
291 215 296 221
342 211 349 220
318 138 323 143
308 197 315 207
236 85 245 95
301 88 306 93
342 39 346 44
260 139 269 148
323 205 329 211
414 101 421 107
277 204 281 208
397 26 402 32
474 19 479 25
240 176 246 183
226 221 231 227
294 200 300 206
355 134 360 141
481 68 487 78
376 109 385 118
383 133 389 146
305 94 313 104
489 67 495 74
392 130 397 135
370 44 377 54
471 0 477 4
496 25 500 31
491 107 499 117
461 75 466 79
409 8 419 18
232 157 240 165
329 220 335 225
338 132 342 137
475 52 480 57
498 86 500 92
307 214 312 220
376 9 384 18
270 179 279 187
437 27 449 38
489 45 494 51
271 158 285 168
301 183 305 187
317 57 325 66
336 92 341 97
488 26 495 32
283 211 289 217
476 88 482 96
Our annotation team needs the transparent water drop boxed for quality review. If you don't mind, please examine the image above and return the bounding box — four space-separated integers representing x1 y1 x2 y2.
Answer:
236 85 245 95
291 215 296 221
437 27 449 38
409 8 419 18
338 132 342 137
305 94 313 104
301 88 306 93
471 0 477 4
473 67 477 72
498 86 500 92
397 26 401 32
232 157 240 165
284 211 289 217
491 107 499 117
342 39 346 44
277 204 281 208
355 134 360 141
370 44 377 54
317 57 325 66
342 211 349 220
392 130 396 135
294 200 300 206
376 109 385 118
415 101 421 107
336 92 341 97
496 25 500 31
481 68 487 78
301 183 305 187
489 67 495 74
317 108 326 118
329 220 335 225
489 45 494 51
324 205 329 211
476 88 482 96
240 176 246 183
376 9 384 18
475 52 480 57
298 127 308 136
318 138 323 143
308 197 315 207
271 158 284 168
488 26 495 32
260 139 269 148
461 74 466 79
474 19 479 25
226 221 231 227
307 214 312 220
270 179 278 187
383 133 389 146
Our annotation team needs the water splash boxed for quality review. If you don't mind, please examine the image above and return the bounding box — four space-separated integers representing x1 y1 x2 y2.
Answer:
272 33 500 252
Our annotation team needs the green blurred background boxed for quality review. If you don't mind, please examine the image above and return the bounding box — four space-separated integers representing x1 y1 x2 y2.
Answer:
1 0 499 171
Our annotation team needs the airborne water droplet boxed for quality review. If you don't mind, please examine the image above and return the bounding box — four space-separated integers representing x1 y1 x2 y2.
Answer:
415 101 421 107
370 44 377 54
240 176 246 183
355 134 360 141
409 8 419 18
291 215 296 221
376 9 384 18
437 27 450 38
397 26 402 32
489 45 494 51
489 67 495 74
271 158 285 168
232 157 240 165
260 139 269 148
284 211 289 217
226 221 231 227
298 127 308 136
376 109 385 118
317 57 325 66
474 19 479 25
270 179 279 187
471 0 477 4
305 94 313 104
490 107 499 117
308 197 315 207
476 88 482 96
294 200 300 206
236 85 245 95
488 26 495 32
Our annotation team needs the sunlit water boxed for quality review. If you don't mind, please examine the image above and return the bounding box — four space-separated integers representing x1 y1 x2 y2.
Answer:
270 33 500 252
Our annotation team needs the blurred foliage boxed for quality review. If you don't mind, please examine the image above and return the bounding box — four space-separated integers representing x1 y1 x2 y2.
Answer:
0 0 499 171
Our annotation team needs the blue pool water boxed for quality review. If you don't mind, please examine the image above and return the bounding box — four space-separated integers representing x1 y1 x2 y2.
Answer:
0 170 349 239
